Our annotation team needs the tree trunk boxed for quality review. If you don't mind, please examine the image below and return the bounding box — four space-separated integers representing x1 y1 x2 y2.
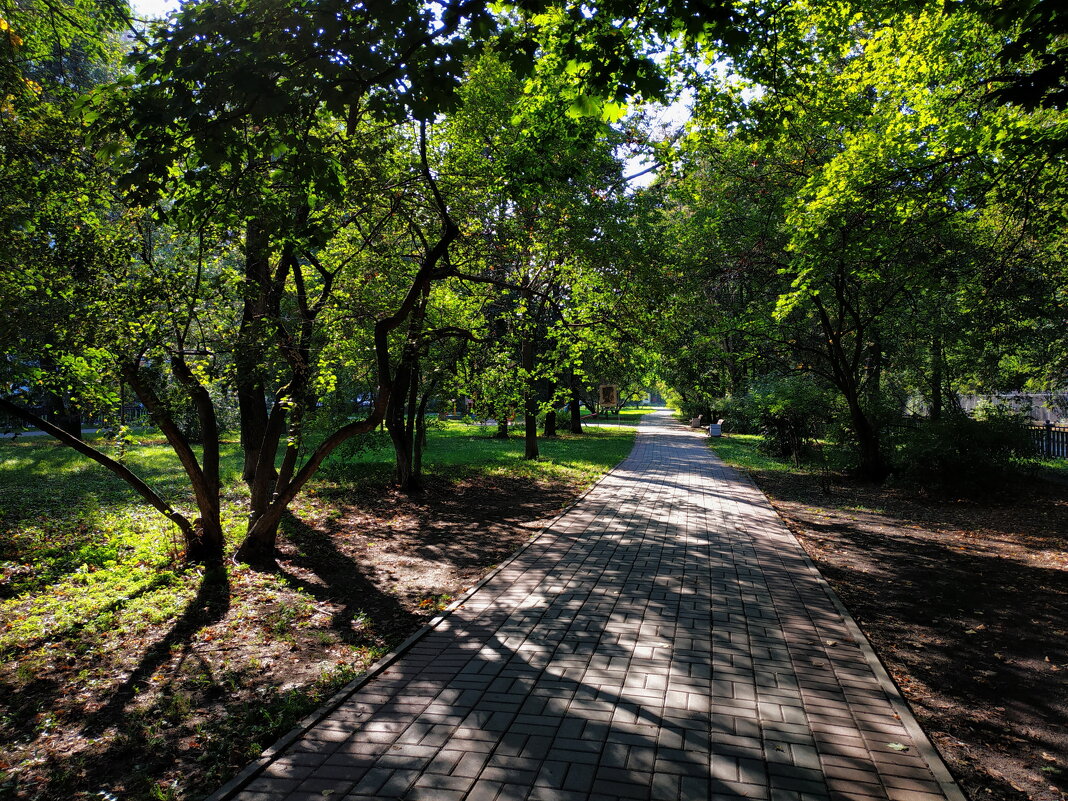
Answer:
171 356 224 565
847 393 886 481
386 290 428 493
123 363 225 566
810 291 887 482
569 396 582 434
244 402 285 543
930 327 943 422
387 361 416 489
524 400 538 459
236 220 274 484
544 408 557 437
402 361 421 491
494 418 509 439
522 334 538 460
412 378 438 486
187 515 225 566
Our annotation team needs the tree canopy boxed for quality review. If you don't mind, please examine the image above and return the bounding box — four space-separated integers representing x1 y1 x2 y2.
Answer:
1 0 1065 564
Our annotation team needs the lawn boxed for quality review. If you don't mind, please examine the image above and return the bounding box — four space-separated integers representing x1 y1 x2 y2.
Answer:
0 414 644 801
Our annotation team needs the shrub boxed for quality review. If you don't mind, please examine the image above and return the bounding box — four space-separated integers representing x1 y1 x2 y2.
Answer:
893 406 1037 492
741 375 831 464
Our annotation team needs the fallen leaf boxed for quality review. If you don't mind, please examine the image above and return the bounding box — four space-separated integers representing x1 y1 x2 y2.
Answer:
887 743 909 752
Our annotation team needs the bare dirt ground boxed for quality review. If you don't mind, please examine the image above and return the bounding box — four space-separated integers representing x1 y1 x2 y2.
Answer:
751 470 1068 801
275 475 575 654
5 452 1065 801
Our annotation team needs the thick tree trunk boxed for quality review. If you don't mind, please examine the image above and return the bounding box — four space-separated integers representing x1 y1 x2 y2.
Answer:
494 418 509 439
810 291 887 482
846 394 886 481
187 516 225 566
569 396 582 434
402 368 421 492
387 290 428 493
524 401 538 459
387 362 415 489
236 220 274 484
244 403 285 542
412 379 437 486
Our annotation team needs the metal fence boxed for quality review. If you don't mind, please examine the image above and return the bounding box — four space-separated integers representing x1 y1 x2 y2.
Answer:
957 392 1067 424
1031 422 1068 459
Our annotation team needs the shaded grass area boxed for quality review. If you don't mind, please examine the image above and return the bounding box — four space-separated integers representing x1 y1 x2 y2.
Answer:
709 434 1068 801
0 421 638 801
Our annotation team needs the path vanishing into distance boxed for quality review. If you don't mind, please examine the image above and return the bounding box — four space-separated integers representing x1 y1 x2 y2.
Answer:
211 409 965 801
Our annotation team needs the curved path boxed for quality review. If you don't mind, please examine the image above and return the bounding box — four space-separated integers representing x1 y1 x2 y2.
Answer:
212 410 963 801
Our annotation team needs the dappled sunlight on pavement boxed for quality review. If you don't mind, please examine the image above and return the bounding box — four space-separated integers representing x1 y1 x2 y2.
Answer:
210 409 963 801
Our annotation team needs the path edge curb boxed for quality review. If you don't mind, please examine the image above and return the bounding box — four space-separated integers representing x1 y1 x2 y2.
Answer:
202 423 640 801
715 451 969 801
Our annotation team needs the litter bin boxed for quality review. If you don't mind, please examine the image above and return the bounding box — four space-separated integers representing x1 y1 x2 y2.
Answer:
708 422 722 437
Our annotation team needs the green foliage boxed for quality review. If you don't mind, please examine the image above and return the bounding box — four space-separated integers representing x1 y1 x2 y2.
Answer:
659 2 1068 480
892 408 1038 492
741 376 831 464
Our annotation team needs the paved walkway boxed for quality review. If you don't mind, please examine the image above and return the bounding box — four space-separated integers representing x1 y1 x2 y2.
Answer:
215 411 962 801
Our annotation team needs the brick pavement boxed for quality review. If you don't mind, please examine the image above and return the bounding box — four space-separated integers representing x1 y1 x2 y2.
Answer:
212 410 964 801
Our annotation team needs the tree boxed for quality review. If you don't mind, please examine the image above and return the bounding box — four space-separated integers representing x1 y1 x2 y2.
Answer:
660 4 1068 478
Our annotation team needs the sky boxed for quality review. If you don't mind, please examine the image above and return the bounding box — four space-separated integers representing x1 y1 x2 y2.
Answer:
132 0 178 19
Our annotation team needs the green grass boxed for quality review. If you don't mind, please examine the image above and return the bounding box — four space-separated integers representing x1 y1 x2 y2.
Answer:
0 436 247 613
710 431 1068 486
0 418 642 800
707 433 798 473
585 404 655 427
1037 456 1068 481
706 432 849 474
320 413 647 487
1 419 640 649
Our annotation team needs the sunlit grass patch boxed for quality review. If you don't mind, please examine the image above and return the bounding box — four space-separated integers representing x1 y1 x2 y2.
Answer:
320 418 638 489
708 433 801 473
0 420 638 800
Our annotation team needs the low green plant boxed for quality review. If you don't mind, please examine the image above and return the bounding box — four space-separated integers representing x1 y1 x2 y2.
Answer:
892 406 1037 492
732 376 832 465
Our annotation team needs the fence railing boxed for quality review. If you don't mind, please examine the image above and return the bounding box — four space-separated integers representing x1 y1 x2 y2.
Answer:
1031 422 1068 459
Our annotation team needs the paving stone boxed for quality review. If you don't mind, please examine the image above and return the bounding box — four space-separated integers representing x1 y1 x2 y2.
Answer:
210 412 962 801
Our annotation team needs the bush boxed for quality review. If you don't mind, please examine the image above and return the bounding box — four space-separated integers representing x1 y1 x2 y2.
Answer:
739 375 831 464
319 427 392 476
713 394 761 435
893 406 1037 492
